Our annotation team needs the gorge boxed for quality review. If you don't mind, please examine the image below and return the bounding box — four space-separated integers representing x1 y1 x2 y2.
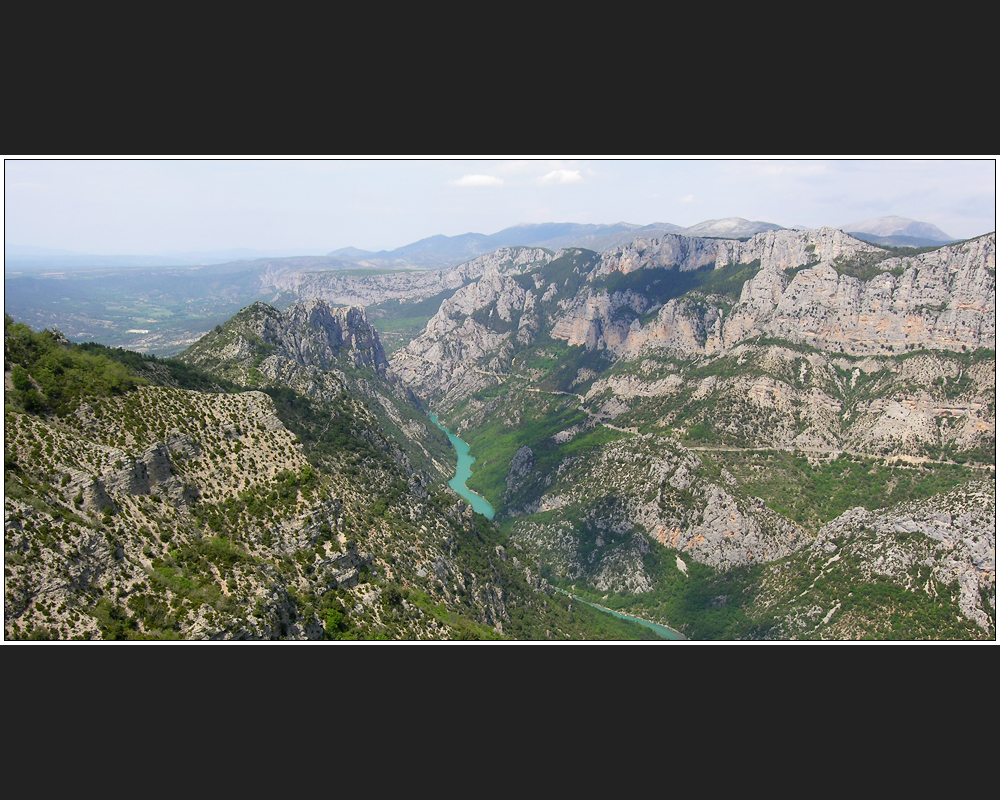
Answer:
4 220 995 640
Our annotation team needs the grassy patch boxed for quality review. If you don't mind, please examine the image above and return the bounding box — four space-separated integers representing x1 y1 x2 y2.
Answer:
5 315 145 416
702 450 989 530
830 251 904 282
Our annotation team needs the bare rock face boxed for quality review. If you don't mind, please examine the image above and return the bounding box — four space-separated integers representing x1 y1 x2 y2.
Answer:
181 299 398 407
506 446 535 500
258 299 390 375
623 298 726 356
720 231 996 356
551 230 995 361
717 227 879 272
182 299 390 382
596 234 719 276
394 255 553 411
555 230 996 360
396 229 991 385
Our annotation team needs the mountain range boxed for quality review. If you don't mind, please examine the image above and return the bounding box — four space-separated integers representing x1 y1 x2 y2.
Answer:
4 218 995 640
5 216 837 273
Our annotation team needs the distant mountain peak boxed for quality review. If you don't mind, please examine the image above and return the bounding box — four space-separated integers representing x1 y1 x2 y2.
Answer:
843 215 954 242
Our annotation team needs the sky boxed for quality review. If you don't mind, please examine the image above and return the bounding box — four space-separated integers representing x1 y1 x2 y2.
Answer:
4 158 996 256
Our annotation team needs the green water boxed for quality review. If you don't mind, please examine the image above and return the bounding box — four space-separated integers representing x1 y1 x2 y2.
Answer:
430 413 495 519
555 589 685 640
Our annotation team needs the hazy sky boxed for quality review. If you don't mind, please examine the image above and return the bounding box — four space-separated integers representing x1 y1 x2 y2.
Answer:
4 158 995 256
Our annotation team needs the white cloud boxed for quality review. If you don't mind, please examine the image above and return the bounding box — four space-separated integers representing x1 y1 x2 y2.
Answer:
450 174 504 187
682 194 695 203
538 169 582 185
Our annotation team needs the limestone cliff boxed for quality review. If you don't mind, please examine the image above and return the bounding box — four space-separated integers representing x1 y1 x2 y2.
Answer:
722 231 995 355
566 229 996 359
182 299 389 383
596 233 719 276
393 249 554 412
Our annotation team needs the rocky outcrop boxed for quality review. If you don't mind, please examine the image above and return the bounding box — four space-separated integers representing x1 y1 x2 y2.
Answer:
510 435 807 588
506 446 535 500
247 299 389 376
393 265 540 410
282 301 388 374
181 298 391 385
809 481 995 632
717 227 879 272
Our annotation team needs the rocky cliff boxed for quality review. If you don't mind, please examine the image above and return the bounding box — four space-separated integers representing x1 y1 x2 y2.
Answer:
393 232 995 459
400 234 881 388
557 229 996 359
721 230 995 355
595 233 720 277
392 249 556 411
182 299 389 383
387 228 994 637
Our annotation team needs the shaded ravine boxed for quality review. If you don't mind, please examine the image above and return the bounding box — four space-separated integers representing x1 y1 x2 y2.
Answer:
429 413 495 519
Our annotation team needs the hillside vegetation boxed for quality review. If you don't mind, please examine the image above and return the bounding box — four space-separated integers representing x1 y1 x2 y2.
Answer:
4 313 659 640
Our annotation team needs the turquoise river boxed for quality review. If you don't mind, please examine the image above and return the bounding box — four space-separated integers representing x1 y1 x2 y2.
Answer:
429 413 495 519
429 413 683 640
